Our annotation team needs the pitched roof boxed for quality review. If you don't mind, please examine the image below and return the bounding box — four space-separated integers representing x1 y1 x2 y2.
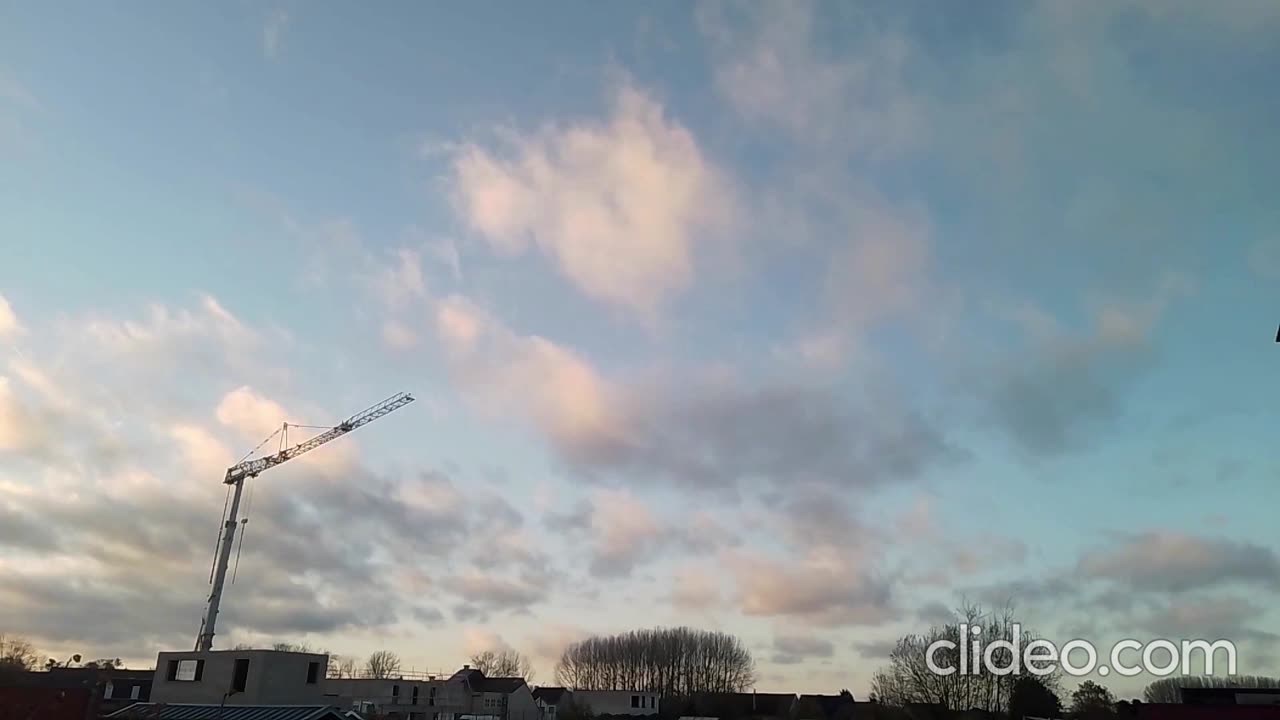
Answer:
533 687 570 704
481 676 529 693
104 704 349 720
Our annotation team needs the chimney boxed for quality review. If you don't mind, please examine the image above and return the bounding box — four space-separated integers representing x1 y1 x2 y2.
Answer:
464 664 471 670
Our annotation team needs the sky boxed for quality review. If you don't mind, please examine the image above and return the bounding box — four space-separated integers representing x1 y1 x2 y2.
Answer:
1 0 1279 700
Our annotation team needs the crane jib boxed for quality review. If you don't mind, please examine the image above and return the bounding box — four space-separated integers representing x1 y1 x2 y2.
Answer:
196 391 414 651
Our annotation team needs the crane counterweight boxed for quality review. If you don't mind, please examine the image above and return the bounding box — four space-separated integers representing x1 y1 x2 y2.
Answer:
195 391 414 652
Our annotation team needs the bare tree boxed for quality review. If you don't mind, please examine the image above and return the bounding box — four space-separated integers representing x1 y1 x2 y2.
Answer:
272 642 314 653
366 650 402 679
470 649 535 683
555 626 755 695
869 602 1059 715
0 635 39 675
1144 675 1280 703
340 656 359 679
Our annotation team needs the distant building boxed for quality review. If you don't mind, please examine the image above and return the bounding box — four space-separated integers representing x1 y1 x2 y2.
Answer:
105 704 355 719
0 666 153 719
793 694 855 720
572 689 661 717
532 686 573 720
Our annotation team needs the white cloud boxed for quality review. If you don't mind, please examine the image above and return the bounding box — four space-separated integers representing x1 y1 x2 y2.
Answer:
263 9 289 59
586 489 662 577
699 1 923 157
669 565 722 611
462 627 512 656
216 385 290 441
433 294 620 448
449 84 736 318
0 295 22 339
381 320 419 350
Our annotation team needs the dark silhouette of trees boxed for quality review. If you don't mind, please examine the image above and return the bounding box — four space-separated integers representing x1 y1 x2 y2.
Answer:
470 649 535 682
1069 680 1117 719
83 658 123 669
869 603 1060 715
0 634 39 679
555 626 755 695
1143 675 1280 703
366 650 402 679
1010 675 1062 719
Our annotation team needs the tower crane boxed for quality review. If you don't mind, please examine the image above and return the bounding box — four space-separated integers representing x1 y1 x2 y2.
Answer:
195 391 415 652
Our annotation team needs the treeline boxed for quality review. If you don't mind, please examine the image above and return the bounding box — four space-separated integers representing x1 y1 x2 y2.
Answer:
1143 675 1280 703
555 626 755 695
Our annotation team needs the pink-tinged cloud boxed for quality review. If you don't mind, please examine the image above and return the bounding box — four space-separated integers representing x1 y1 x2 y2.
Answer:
449 84 736 319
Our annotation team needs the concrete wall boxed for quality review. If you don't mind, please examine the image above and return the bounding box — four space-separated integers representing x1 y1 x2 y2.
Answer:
150 650 330 705
573 690 660 716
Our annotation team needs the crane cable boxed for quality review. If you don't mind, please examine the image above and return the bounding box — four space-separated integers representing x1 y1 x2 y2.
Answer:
225 417 360 585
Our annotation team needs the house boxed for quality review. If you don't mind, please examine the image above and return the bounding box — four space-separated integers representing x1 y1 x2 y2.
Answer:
150 649 331 706
572 689 660 717
450 666 539 720
326 674 466 720
0 666 154 719
532 686 573 720
672 692 795 720
105 703 354 719
793 694 855 720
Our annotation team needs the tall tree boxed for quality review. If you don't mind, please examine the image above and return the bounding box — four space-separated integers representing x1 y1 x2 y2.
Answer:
366 650 402 679
869 603 1059 715
0 635 39 677
1010 675 1062 720
1069 680 1117 719
470 649 535 682
555 626 755 695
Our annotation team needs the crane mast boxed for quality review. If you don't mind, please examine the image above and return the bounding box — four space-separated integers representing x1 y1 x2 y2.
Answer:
195 392 414 652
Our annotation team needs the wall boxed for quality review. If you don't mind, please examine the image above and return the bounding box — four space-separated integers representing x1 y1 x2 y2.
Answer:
573 690 661 716
150 650 330 705
505 685 540 720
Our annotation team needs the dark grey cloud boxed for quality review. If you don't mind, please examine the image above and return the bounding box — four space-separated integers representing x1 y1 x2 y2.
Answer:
1078 531 1280 593
773 634 834 660
0 503 60 551
560 379 959 492
914 601 955 626
853 639 898 661
976 325 1155 456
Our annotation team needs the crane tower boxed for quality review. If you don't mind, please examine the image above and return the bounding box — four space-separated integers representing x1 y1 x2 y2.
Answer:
195 391 415 652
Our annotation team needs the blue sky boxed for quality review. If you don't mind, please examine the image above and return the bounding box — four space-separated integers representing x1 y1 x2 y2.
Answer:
2 0 1279 698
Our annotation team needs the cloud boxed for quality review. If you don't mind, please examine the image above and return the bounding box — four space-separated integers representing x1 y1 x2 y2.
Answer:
583 489 663 578
263 9 289 59
698 0 923 157
562 376 957 493
772 633 835 664
462 627 511 656
433 295 957 498
0 294 21 339
727 550 895 627
1139 596 1280 644
1078 531 1280 593
434 294 620 449
977 276 1191 455
448 83 736 318
527 624 592 664
668 565 722 611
